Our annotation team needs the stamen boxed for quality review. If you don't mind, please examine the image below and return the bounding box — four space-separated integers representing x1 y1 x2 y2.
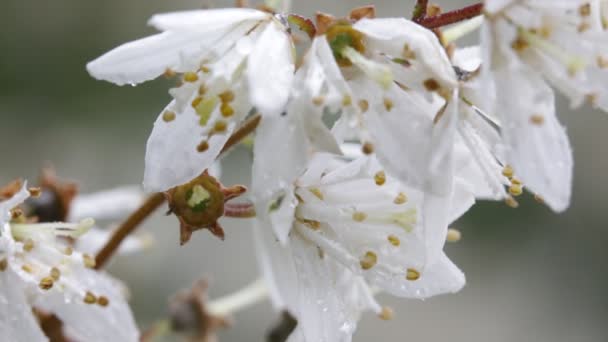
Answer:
84 291 97 304
39 277 54 290
406 268 420 281
352 211 367 222
312 96 325 106
390 209 417 231
83 254 96 269
11 218 94 240
530 114 545 125
361 141 374 154
23 238 34 252
220 103 235 118
183 72 199 83
505 196 519 208
162 111 176 123
374 171 386 186
393 192 408 205
509 184 523 196
387 235 401 246
63 246 73 256
360 251 378 270
441 15 484 44
0 258 7 271
423 78 441 92
518 29 587 76
213 120 228 133
50 267 61 281
383 98 394 111
342 95 352 106
358 100 370 113
502 165 514 179
97 296 110 307
446 228 462 242
309 188 324 200
195 98 219 126
342 47 393 89
219 90 235 103
379 306 394 320
197 140 210 153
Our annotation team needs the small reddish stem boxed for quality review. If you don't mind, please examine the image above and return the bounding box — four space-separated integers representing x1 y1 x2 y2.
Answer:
418 3 483 29
412 0 429 21
224 202 256 218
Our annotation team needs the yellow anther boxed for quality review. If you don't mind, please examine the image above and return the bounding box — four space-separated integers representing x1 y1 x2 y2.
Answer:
50 267 61 281
509 184 523 196
83 254 96 269
511 178 522 186
198 84 208 95
379 306 394 320
360 251 377 270
28 187 42 197
406 268 420 281
63 246 73 256
302 219 321 230
383 98 394 111
530 114 545 125
22 264 33 273
502 165 514 179
0 258 7 271
505 196 519 208
84 292 97 304
352 211 367 222
23 238 34 252
391 209 417 231
213 120 228 133
358 99 370 113
183 72 199 83
374 171 386 186
534 193 545 204
97 296 109 307
312 96 325 106
309 187 324 200
197 140 209 153
39 277 54 290
511 36 529 52
446 228 462 243
162 111 176 123
219 90 235 103
597 56 608 69
402 43 416 59
220 103 234 118
163 68 176 78
579 3 591 16
393 192 408 205
362 141 374 154
387 235 401 246
423 78 440 92
191 96 203 108
342 95 352 106
200 65 211 73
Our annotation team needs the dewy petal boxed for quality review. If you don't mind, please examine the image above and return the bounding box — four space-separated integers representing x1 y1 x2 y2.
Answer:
143 101 234 192
494 65 573 212
247 21 295 116
86 20 258 86
0 272 48 342
148 8 267 32
68 186 144 222
34 270 139 342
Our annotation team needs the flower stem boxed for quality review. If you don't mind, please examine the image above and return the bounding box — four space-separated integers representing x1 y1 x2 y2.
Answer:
224 202 257 218
94 113 262 269
418 3 483 29
207 278 268 316
412 0 429 21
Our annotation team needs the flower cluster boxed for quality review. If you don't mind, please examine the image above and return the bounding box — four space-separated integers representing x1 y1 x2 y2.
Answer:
80 0 608 340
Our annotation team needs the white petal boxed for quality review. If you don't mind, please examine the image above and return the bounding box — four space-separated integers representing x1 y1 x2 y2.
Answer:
69 186 144 222
0 182 30 225
73 228 152 256
87 21 257 86
35 271 139 342
148 8 267 32
494 65 572 212
143 101 232 192
247 22 295 116
0 272 48 342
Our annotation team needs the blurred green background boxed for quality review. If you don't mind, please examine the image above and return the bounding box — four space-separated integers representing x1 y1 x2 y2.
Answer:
2 0 607 341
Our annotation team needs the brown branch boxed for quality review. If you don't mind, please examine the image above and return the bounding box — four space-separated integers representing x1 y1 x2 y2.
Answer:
224 202 256 218
220 114 261 155
418 3 483 29
412 0 429 21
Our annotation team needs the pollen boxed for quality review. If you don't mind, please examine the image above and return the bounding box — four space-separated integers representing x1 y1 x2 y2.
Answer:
309 187 324 200
163 68 176 78
191 96 203 108
197 140 209 153
200 65 211 73
406 268 420 281
302 219 321 230
383 98 394 111
379 306 394 320
83 254 96 269
360 251 377 270
63 246 73 256
11 208 23 220
28 187 42 197
358 99 370 113
198 84 208 95
220 103 234 118
312 96 325 106
50 267 61 281
362 141 374 154
23 238 34 252
423 78 440 92
597 56 608 69
0 258 7 271
97 296 110 307
84 291 97 304
342 94 352 106
39 277 54 290
509 184 523 196
374 171 386 186
393 192 408 205
511 178 522 186
352 211 367 222
511 36 529 52
402 43 416 59
446 228 462 243
505 196 519 208
502 165 514 179
162 110 176 122
219 90 235 103
22 264 33 273
213 120 228 133
387 235 400 246
183 72 199 83
579 3 591 16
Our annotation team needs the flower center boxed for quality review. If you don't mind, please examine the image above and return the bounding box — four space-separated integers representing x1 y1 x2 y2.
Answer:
10 218 94 241
326 23 366 67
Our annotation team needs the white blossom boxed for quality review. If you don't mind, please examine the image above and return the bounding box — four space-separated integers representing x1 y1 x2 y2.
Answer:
87 8 295 191
0 184 139 342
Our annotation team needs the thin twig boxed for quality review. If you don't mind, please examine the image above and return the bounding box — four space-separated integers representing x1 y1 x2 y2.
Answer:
418 3 483 29
224 202 256 218
220 114 261 155
412 0 429 21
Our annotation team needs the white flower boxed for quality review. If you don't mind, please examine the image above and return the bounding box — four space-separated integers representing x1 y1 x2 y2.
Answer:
0 184 139 342
87 8 295 191
253 153 466 342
